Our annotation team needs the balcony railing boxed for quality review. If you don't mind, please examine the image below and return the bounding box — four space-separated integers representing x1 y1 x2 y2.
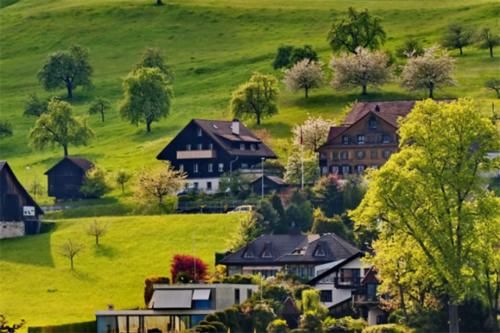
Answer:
334 276 362 288
176 149 216 159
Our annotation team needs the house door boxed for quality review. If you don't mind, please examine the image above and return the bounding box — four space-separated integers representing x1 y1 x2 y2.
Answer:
4 194 20 220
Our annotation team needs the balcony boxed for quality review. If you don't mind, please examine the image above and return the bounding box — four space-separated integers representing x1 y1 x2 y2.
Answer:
334 276 362 289
176 149 216 159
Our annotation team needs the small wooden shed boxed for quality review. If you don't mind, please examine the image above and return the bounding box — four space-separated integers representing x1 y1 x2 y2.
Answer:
250 175 287 195
45 157 93 200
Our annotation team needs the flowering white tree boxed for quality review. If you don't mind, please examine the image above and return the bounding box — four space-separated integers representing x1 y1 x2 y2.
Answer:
292 116 335 152
330 47 390 95
283 59 324 98
401 46 455 98
136 162 186 206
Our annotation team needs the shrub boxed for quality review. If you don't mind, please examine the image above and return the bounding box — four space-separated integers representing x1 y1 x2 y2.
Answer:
361 324 414 333
170 254 209 283
267 319 289 333
323 316 367 333
144 276 170 306
80 167 111 198
222 274 256 284
0 120 13 138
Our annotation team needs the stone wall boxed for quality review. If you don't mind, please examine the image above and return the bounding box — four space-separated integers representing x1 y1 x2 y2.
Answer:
0 221 25 239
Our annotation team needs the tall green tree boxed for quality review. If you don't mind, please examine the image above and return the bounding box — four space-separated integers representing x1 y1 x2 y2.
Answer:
135 47 173 82
119 67 173 132
230 73 279 125
477 27 500 58
37 45 92 99
88 98 111 122
24 94 48 117
351 99 500 333
327 7 386 54
29 98 94 156
442 24 473 56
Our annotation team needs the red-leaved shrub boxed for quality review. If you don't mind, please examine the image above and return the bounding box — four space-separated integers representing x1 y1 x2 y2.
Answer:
170 254 209 283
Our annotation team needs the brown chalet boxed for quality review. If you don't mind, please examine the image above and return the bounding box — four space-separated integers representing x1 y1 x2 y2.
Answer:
318 101 416 176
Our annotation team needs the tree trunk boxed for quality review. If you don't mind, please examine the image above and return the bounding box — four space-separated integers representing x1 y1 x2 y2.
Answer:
63 145 68 157
490 46 494 58
448 302 459 333
256 113 261 125
459 47 463 56
398 285 408 319
66 82 73 99
121 183 125 194
362 84 367 95
156 0 163 5
429 82 434 99
70 257 74 270
95 235 99 246
495 89 500 99
305 86 309 99
101 111 105 122
146 121 152 132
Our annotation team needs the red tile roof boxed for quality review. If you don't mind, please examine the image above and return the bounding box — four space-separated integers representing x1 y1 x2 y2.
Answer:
344 101 417 127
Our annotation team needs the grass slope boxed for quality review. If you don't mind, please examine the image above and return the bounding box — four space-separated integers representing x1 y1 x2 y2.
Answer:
0 0 499 204
0 214 240 327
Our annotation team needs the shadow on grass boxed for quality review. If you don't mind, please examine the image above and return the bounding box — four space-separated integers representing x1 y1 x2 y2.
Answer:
71 269 97 282
0 222 56 267
130 123 180 143
94 244 119 259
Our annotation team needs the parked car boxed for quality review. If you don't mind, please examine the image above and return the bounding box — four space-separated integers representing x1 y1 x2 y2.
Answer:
228 205 254 213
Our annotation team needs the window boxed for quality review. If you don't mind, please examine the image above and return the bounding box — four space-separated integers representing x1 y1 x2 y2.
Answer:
241 163 248 169
234 289 240 304
368 117 377 129
313 245 326 257
370 150 378 159
261 248 273 258
179 164 184 172
240 143 245 150
332 151 339 160
197 143 203 150
208 163 213 173
250 144 257 151
382 135 391 144
207 182 212 191
342 135 349 145
341 165 351 175
357 135 365 144
321 166 328 175
247 289 253 299
356 165 365 173
330 166 339 174
243 250 254 258
340 151 349 160
193 182 199 190
339 268 361 285
186 144 192 151
218 163 224 172
383 150 392 158
197 128 202 137
208 143 213 150
356 151 365 159
194 163 199 173
320 290 333 303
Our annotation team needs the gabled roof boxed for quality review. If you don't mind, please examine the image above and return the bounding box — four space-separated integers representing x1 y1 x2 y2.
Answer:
250 175 286 186
157 119 277 160
343 101 417 127
44 157 93 175
219 233 360 265
0 161 43 216
307 252 364 285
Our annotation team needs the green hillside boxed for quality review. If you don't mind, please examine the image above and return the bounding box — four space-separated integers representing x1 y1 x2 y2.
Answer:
0 214 240 327
0 0 499 204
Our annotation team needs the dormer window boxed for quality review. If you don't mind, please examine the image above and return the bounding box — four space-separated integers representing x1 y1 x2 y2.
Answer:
342 136 349 145
197 128 202 137
313 245 326 257
261 242 273 258
243 249 255 258
368 117 377 129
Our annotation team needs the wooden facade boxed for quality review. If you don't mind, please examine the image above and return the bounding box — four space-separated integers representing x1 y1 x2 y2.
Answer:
45 157 93 200
250 175 287 195
318 101 416 176
0 161 43 237
157 119 276 192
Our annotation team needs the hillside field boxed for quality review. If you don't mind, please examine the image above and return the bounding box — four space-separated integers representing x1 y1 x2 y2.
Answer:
0 0 499 204
0 214 240 327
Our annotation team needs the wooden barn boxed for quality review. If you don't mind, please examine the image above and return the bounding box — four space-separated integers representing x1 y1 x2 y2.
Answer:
45 156 93 200
250 175 287 195
0 161 43 239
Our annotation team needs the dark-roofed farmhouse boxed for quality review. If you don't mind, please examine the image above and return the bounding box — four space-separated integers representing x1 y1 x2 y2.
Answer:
318 101 417 176
0 161 43 239
218 233 361 279
157 119 276 193
45 157 94 200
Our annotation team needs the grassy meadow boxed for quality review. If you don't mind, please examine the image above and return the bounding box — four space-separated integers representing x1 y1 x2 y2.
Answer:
0 214 240 327
0 0 499 204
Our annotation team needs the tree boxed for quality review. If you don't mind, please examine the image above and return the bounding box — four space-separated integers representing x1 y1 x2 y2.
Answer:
283 59 324 98
120 67 172 132
477 27 499 58
327 7 386 54
136 162 186 206
400 46 455 98
351 99 500 333
311 209 349 239
29 98 94 156
267 319 289 333
29 178 45 200
230 73 279 125
80 167 110 198
485 79 500 98
136 47 173 82
302 289 328 317
273 45 294 69
86 220 107 246
292 116 333 152
59 239 83 270
285 191 313 232
144 276 170 306
24 94 48 117
299 312 323 333
115 169 132 194
170 254 209 283
229 213 263 250
37 45 92 98
284 149 320 185
0 315 25 333
312 175 342 217
155 0 163 5
330 47 390 95
88 98 110 122
442 24 473 56
396 38 424 58
290 45 319 65
0 121 13 138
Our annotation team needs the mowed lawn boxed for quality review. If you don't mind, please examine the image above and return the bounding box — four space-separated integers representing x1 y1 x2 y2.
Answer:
0 214 240 327
0 0 499 205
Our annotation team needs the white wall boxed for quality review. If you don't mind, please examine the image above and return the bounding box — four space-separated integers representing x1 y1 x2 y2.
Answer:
0 221 25 239
185 178 221 193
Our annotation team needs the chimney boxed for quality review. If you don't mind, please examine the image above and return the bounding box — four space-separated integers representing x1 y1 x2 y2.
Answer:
231 119 240 135
107 304 114 311
375 105 380 112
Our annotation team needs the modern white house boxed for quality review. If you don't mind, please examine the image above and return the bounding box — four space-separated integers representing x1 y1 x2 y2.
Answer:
96 283 258 333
